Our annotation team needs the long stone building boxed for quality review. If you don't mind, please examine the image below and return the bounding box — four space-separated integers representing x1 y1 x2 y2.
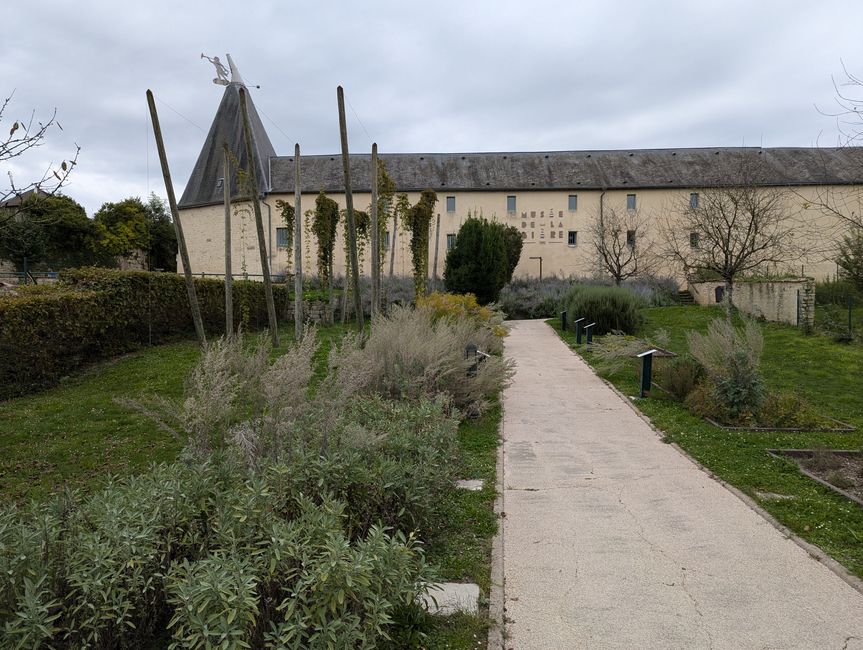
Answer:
178 79 863 283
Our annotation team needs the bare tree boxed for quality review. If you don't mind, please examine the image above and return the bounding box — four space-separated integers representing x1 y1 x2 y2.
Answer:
1 91 79 227
589 202 657 285
661 154 802 318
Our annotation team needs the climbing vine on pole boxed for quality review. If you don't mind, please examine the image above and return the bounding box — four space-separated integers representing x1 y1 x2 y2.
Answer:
275 199 295 272
403 189 437 298
312 190 340 292
375 160 396 273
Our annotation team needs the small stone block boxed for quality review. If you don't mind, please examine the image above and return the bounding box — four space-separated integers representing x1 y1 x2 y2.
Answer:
456 479 484 491
420 582 480 616
755 491 796 501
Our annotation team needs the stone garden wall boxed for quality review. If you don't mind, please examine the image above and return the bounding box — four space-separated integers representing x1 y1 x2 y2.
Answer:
689 278 815 328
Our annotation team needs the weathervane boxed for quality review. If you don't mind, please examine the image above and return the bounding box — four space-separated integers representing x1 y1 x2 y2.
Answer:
201 53 230 85
200 53 257 88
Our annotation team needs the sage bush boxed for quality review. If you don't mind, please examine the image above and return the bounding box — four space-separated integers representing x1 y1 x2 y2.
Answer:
0 453 437 648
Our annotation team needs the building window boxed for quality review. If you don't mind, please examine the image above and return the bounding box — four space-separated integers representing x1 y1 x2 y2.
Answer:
446 233 457 251
521 231 527 239
522 221 526 228
216 178 224 189
507 195 517 213
384 230 391 250
550 230 556 239
627 194 636 211
559 230 564 239
276 227 289 248
568 231 578 246
568 194 578 211
690 192 699 209
689 232 700 248
626 229 636 247
446 196 456 213
530 221 535 228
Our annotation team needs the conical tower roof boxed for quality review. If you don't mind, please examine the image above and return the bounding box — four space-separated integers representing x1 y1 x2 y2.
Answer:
178 82 276 208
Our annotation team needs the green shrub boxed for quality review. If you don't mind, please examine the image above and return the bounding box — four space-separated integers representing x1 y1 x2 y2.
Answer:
562 284 645 335
687 319 764 423
815 278 861 306
0 268 297 399
654 356 703 400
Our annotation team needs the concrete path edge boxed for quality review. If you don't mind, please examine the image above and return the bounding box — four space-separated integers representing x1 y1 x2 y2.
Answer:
487 397 506 650
554 322 863 599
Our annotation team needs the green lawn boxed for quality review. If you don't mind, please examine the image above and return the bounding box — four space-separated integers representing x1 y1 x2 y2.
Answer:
551 306 863 579
0 323 354 502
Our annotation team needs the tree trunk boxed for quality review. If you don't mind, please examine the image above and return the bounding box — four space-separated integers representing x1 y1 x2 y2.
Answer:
724 279 734 320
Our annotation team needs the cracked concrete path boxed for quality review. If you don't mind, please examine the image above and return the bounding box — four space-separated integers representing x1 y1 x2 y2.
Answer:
499 320 863 649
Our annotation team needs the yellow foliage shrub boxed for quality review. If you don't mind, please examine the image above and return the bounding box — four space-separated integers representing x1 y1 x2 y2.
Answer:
416 292 507 337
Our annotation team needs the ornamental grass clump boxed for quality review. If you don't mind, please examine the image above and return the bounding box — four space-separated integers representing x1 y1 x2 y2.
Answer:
686 318 765 424
326 304 513 415
563 284 645 335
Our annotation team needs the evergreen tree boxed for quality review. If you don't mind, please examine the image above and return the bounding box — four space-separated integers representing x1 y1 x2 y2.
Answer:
444 216 509 304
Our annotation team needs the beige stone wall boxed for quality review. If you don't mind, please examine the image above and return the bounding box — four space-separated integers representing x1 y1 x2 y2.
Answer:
689 278 815 326
178 185 859 283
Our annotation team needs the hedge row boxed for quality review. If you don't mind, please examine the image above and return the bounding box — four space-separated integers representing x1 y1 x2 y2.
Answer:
0 268 298 399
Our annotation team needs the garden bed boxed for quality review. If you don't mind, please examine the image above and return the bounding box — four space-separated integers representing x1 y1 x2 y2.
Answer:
767 449 863 508
703 416 855 433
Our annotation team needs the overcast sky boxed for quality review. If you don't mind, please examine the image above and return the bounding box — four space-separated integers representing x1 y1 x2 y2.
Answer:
3 0 863 215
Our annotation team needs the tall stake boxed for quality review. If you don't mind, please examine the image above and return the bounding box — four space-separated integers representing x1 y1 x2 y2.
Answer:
389 209 398 277
238 87 279 347
370 143 380 317
431 212 441 292
336 86 364 331
293 143 303 341
222 144 234 338
146 90 206 348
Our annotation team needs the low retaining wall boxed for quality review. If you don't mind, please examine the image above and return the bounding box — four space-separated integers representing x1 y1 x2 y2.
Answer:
688 278 815 327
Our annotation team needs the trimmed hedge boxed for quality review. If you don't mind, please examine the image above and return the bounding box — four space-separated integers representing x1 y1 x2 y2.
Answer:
0 268 293 399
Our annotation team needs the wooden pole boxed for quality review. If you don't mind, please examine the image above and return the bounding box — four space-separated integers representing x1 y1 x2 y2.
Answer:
431 212 441 292
222 144 234 338
238 87 279 348
389 209 397 278
293 143 303 341
146 90 206 348
370 143 380 317
336 86 364 332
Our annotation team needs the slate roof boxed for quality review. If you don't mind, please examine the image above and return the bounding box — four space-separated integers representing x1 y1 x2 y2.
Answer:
178 87 863 208
178 83 276 208
268 147 863 195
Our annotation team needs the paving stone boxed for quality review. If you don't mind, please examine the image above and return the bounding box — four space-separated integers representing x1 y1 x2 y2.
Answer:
419 582 480 616
456 479 484 491
754 491 796 501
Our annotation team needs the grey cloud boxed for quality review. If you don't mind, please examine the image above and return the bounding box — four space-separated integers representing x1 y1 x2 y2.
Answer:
3 0 862 214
